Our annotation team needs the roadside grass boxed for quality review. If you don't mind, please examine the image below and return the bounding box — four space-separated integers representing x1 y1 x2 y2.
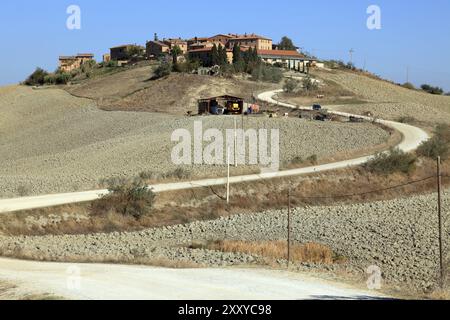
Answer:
196 240 346 265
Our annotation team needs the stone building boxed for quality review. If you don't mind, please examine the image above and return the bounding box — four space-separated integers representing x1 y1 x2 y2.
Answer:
58 54 94 73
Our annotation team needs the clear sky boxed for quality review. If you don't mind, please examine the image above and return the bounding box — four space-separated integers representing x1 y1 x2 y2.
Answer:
1 0 449 91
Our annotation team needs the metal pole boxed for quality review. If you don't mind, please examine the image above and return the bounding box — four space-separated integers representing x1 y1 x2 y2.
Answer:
287 187 291 268
437 156 444 288
227 147 230 204
234 117 238 168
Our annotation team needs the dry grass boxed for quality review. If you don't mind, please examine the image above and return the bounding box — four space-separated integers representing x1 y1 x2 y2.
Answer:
204 240 344 265
280 77 367 106
1 157 448 237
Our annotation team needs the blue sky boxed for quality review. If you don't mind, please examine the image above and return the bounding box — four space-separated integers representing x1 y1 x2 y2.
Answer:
0 0 449 91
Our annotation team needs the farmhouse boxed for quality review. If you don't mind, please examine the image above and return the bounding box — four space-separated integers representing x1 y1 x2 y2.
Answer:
146 41 170 58
227 34 273 50
258 49 316 72
110 44 144 61
58 53 94 73
163 38 188 54
189 47 233 66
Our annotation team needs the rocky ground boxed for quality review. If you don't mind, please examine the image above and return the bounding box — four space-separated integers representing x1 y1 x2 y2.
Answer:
1 190 448 292
0 85 389 198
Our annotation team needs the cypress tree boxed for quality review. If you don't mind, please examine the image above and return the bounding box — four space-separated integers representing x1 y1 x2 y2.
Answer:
232 44 242 64
211 44 219 66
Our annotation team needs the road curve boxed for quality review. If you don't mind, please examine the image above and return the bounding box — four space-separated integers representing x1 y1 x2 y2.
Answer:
0 90 430 214
0 258 387 300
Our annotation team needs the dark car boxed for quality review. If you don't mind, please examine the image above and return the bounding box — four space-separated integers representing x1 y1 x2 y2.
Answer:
312 104 322 111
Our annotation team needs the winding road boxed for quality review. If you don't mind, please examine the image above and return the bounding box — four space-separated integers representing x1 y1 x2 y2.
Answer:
0 89 429 214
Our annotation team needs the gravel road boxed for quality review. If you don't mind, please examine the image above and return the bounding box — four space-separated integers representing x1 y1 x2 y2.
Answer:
0 85 389 198
0 258 387 300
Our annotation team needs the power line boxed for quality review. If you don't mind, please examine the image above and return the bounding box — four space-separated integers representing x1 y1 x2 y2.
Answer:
293 176 436 200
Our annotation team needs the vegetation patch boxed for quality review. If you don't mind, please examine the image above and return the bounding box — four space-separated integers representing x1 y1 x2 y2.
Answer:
365 148 417 175
199 240 346 265
91 178 156 219
417 124 450 159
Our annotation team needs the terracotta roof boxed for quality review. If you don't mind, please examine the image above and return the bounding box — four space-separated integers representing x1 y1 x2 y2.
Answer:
150 40 170 47
189 47 232 53
229 34 271 41
110 44 136 49
257 49 306 58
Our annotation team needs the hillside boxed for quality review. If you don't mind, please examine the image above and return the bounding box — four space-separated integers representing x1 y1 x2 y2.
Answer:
312 69 450 127
0 83 391 197
66 67 276 115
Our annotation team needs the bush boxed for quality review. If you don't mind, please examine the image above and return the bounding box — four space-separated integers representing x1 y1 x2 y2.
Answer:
283 78 299 93
43 74 56 85
421 84 444 95
171 168 191 180
173 58 201 73
301 76 319 91
55 72 71 85
307 154 318 165
91 178 156 219
24 68 49 86
104 60 119 68
365 148 417 175
251 65 283 83
402 82 416 90
417 124 450 159
153 61 172 79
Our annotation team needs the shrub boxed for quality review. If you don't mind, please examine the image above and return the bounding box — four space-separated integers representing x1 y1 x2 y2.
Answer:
402 82 416 90
55 72 71 85
171 168 191 180
43 74 56 85
417 124 450 159
24 68 49 86
396 116 416 124
301 76 319 91
153 61 172 79
421 84 444 95
365 148 417 175
104 60 119 68
173 58 201 73
307 154 318 165
91 178 156 219
251 65 283 83
283 78 299 93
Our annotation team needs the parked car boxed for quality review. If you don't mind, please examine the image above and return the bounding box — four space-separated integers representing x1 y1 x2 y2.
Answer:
312 104 322 111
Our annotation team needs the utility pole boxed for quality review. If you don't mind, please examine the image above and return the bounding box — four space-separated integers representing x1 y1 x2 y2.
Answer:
234 117 238 168
406 66 410 84
227 147 231 204
349 49 355 65
287 186 292 268
437 156 444 288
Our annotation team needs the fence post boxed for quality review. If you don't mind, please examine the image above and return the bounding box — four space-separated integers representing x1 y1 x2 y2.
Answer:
437 156 444 288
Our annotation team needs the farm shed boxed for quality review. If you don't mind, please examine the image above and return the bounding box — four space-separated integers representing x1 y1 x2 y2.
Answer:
198 95 244 115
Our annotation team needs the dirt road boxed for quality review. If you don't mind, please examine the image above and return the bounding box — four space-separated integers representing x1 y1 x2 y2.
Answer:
0 258 387 300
